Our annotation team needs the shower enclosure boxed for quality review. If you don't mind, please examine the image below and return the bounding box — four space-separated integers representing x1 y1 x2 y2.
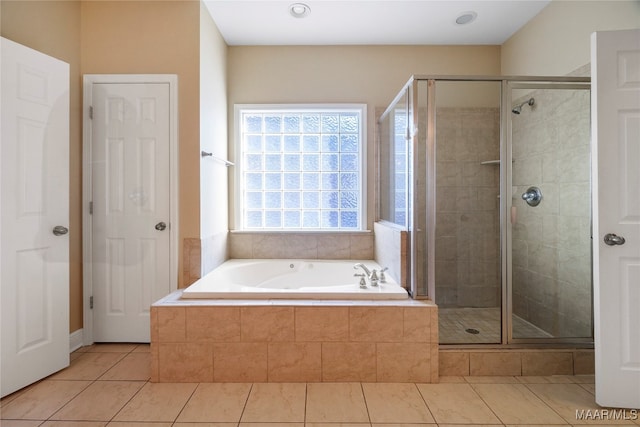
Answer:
377 76 592 345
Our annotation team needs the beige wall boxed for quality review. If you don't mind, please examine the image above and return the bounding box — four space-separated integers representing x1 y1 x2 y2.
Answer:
1 0 208 334
199 1 229 274
501 0 640 76
81 0 201 290
1 0 83 332
227 45 502 229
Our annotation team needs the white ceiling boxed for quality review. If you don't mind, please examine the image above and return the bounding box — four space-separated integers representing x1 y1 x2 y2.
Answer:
203 0 551 46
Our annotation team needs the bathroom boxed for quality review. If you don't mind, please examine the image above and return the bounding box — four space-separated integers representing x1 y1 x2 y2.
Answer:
1 0 640 417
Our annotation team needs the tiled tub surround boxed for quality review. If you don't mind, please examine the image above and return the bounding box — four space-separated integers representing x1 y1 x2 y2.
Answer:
373 221 408 287
229 231 374 260
151 291 438 383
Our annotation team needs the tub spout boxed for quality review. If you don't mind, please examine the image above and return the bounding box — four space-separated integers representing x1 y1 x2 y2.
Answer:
353 263 371 276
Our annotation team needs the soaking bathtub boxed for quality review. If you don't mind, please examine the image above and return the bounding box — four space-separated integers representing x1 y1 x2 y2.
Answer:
181 259 408 300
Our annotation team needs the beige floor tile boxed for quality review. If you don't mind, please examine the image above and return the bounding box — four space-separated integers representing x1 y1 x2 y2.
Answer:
417 383 500 424
241 383 306 423
41 422 107 427
579 383 596 395
306 383 369 423
572 375 596 384
429 425 499 427
173 424 237 427
526 383 635 425
438 376 467 383
99 352 151 381
517 375 575 384
112 382 197 422
175 383 251 423
0 421 43 427
50 381 144 421
106 423 172 427
50 352 126 380
371 424 435 427
362 383 434 424
0 380 91 420
69 352 84 362
471 383 567 425
132 344 151 353
240 424 304 427
84 344 138 353
306 424 371 427
464 375 519 383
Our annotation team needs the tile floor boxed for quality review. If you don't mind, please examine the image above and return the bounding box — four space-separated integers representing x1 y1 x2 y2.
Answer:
439 307 552 344
1 343 637 427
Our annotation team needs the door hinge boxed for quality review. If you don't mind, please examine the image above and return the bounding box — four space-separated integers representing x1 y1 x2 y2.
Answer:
89 201 93 215
89 296 94 309
89 106 93 120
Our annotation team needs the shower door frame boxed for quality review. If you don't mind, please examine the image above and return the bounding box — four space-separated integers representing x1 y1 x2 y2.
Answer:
504 80 593 345
398 75 593 346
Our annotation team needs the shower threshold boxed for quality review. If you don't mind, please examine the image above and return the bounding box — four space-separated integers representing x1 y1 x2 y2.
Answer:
439 307 552 344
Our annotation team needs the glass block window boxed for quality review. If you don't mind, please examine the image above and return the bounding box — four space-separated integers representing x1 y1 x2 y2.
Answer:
236 105 366 230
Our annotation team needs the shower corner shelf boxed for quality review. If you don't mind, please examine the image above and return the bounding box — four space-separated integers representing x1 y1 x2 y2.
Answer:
480 160 500 165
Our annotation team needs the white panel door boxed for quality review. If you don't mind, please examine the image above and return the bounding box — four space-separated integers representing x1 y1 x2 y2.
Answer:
592 29 640 409
1 37 70 397
90 83 171 342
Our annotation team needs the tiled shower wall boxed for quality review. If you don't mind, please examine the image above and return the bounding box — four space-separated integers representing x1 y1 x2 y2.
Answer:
511 88 592 337
434 107 501 308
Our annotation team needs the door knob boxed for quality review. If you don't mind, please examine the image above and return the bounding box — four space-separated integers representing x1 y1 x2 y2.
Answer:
604 233 625 246
155 222 167 231
52 225 69 236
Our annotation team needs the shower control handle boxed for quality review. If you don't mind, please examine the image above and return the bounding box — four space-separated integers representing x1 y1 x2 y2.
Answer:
521 186 542 207
52 225 69 236
604 233 626 246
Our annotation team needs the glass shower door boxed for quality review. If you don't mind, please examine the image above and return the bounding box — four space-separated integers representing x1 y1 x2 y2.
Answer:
509 83 593 341
433 81 503 344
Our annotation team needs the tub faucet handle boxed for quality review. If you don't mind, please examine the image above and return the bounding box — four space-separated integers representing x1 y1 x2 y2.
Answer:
354 273 367 289
369 269 379 287
379 267 388 283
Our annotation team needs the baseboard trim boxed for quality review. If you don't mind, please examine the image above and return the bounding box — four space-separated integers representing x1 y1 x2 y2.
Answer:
69 329 83 353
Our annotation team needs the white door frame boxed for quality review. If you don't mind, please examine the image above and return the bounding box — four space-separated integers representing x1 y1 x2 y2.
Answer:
82 74 179 345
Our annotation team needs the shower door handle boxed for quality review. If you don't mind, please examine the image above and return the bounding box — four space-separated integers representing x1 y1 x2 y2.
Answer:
604 233 625 246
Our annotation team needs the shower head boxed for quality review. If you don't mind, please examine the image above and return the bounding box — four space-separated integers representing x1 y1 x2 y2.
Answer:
512 97 535 114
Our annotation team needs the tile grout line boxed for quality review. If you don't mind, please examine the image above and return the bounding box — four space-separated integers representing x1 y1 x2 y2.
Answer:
467 380 511 426
42 351 124 423
523 382 575 425
460 379 506 426
105 379 149 424
359 382 372 425
171 381 201 424
238 382 255 424
303 382 308 425
412 382 437 425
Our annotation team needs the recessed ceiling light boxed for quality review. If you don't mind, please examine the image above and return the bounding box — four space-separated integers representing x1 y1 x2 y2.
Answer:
289 3 310 18
455 11 477 25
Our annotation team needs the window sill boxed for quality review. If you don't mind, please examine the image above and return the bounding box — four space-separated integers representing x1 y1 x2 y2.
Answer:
229 229 372 235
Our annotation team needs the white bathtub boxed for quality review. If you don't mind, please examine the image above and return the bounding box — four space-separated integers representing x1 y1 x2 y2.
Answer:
181 259 408 300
